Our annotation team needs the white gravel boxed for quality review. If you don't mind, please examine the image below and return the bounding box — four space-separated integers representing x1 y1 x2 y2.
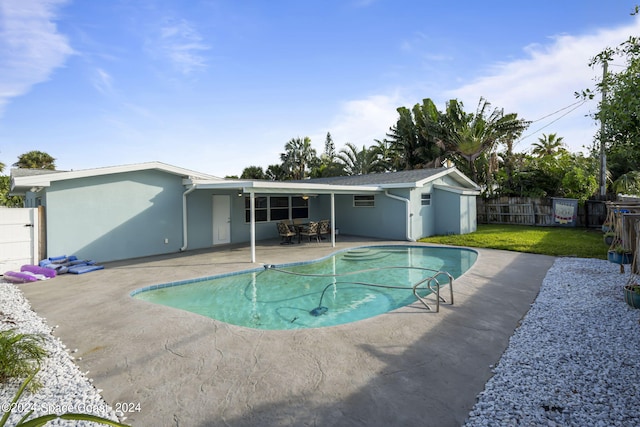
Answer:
2 257 639 426
465 257 640 426
0 282 124 426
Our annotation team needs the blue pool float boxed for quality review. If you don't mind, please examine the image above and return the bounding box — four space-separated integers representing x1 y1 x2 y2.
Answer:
38 255 103 274
68 264 104 274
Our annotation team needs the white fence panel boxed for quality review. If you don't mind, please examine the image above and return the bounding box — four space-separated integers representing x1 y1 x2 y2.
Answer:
0 208 39 273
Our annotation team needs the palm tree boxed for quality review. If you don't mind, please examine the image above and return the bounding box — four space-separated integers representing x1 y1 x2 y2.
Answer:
265 164 289 181
440 98 529 182
13 150 56 169
336 143 385 176
386 99 445 170
386 106 421 170
280 137 317 180
612 171 640 195
240 166 266 180
412 98 446 168
531 133 567 158
371 139 397 172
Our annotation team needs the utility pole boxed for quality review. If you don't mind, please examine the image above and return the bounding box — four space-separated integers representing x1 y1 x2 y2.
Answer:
600 61 608 199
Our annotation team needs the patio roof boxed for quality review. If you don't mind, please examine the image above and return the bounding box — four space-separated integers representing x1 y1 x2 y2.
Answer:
186 178 381 195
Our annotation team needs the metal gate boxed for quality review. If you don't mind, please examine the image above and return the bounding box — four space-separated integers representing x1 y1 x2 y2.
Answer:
0 207 43 273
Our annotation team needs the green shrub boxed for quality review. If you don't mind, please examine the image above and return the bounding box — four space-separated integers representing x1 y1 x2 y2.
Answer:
0 329 47 389
1 367 131 427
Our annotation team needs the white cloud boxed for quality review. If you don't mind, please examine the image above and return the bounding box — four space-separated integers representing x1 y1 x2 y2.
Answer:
445 17 640 153
0 0 74 115
316 18 640 157
323 93 410 148
92 68 113 95
155 18 209 75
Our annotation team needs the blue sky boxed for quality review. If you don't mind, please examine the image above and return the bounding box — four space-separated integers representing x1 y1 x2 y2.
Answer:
1 0 639 178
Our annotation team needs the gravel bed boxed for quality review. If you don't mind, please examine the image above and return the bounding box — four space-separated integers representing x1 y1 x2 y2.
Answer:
465 257 640 426
0 282 124 426
2 257 639 426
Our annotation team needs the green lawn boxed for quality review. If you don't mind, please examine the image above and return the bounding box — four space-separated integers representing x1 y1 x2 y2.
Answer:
418 224 608 259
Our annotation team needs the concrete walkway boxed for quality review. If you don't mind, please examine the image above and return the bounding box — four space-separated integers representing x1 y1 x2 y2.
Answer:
18 237 555 427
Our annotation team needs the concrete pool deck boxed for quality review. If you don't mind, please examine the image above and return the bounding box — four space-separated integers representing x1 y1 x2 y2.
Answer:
18 237 556 427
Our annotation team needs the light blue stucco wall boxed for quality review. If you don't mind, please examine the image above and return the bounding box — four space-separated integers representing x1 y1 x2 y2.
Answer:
433 188 478 236
44 170 185 262
184 190 213 249
185 192 306 249
412 185 434 239
459 193 477 234
37 170 477 262
433 188 462 235
315 192 407 240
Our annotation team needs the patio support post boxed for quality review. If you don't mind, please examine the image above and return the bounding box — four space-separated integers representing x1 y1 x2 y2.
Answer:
180 184 197 251
250 191 256 263
331 192 335 247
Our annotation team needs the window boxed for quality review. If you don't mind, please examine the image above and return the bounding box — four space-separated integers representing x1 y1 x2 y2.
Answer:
270 196 289 221
354 195 375 207
421 193 431 206
244 196 309 222
245 196 268 222
291 196 309 219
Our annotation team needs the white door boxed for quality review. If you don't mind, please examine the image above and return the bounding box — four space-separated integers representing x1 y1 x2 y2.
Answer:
212 195 231 245
0 208 39 272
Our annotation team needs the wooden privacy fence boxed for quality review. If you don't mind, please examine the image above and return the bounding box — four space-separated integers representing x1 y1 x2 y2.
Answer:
477 197 607 228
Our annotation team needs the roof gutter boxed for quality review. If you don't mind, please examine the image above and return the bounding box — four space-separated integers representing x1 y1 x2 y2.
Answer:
384 190 413 241
180 184 197 251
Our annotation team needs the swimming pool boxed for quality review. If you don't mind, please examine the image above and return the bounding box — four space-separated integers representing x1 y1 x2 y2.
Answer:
132 245 477 330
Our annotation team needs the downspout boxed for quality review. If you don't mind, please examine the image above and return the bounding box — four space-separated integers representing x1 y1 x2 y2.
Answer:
180 184 197 251
384 190 413 241
249 191 256 263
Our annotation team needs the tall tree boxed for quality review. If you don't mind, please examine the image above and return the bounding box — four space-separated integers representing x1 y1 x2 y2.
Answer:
265 164 289 181
323 132 335 161
439 98 529 181
583 10 640 188
279 137 317 180
386 99 445 170
386 106 421 170
612 171 640 195
240 166 266 180
13 151 56 169
336 143 385 176
412 98 446 167
0 176 23 207
311 132 344 177
371 139 397 172
531 133 567 158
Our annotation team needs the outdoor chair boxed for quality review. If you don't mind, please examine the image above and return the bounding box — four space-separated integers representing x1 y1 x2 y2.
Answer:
318 219 330 240
277 221 296 244
299 221 320 243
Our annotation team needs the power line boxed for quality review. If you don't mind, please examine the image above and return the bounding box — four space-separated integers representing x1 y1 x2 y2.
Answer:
516 99 588 146
528 99 585 123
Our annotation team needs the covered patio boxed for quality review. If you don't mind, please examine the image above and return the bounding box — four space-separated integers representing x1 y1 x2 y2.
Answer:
17 237 555 426
183 178 380 262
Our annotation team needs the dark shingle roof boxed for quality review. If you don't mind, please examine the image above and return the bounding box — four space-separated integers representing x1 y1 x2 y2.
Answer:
306 168 447 186
10 168 67 178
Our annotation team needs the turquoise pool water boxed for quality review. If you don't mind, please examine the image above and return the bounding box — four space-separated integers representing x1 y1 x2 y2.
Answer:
132 245 477 330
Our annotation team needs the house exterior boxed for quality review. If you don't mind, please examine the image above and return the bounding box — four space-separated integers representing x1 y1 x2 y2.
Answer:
10 162 480 263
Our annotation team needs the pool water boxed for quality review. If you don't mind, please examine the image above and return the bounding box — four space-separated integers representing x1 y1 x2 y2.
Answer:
132 245 477 330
